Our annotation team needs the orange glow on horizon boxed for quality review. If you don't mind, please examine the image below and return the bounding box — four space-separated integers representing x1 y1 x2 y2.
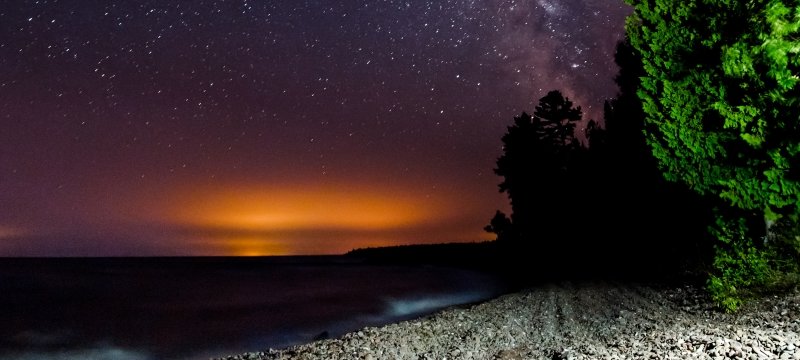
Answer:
0 225 24 239
194 234 405 256
140 182 493 255
213 235 289 256
167 184 446 233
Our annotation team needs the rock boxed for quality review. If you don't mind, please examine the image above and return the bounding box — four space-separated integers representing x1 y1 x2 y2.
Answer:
215 283 800 360
494 349 522 360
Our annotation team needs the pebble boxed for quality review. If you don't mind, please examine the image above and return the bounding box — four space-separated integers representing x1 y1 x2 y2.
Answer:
217 284 800 360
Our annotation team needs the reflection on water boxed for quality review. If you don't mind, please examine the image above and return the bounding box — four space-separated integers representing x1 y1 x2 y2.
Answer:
0 257 505 360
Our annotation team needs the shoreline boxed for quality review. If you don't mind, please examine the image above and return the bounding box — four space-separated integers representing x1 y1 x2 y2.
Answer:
219 282 799 360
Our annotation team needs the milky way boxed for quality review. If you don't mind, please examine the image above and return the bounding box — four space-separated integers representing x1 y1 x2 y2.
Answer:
0 0 630 256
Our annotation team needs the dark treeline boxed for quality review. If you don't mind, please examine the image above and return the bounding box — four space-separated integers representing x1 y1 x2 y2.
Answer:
485 39 714 284
493 0 800 309
350 40 716 285
349 40 718 286
353 2 799 311
347 242 498 270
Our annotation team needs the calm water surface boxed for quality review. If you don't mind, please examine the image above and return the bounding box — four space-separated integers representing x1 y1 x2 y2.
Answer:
0 257 506 360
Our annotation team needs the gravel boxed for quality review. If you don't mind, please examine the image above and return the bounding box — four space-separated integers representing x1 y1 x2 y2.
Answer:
218 282 800 360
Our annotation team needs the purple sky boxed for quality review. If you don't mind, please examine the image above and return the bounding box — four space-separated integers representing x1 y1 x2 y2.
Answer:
0 0 630 256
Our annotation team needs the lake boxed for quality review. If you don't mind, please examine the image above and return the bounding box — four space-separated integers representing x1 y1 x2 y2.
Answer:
0 256 507 360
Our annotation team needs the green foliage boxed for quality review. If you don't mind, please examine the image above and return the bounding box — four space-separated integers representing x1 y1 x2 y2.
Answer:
626 0 800 217
707 275 741 313
707 213 800 311
769 218 800 273
707 214 773 312
626 0 800 310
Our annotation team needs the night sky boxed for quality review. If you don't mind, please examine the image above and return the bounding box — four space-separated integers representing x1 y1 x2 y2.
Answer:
1 0 630 256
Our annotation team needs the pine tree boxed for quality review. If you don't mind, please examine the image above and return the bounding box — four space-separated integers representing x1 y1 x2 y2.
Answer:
494 90 583 246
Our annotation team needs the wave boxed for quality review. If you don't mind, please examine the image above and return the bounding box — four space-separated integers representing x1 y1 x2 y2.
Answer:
384 291 491 318
2 346 152 360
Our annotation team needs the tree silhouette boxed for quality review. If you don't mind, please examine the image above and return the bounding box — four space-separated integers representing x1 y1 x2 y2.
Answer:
484 210 513 244
493 90 584 258
488 42 716 282
534 91 582 150
585 38 713 277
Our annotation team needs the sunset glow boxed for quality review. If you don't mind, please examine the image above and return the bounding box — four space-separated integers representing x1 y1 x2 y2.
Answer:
170 185 438 232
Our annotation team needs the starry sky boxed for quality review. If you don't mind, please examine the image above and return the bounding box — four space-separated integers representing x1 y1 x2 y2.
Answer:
0 0 630 256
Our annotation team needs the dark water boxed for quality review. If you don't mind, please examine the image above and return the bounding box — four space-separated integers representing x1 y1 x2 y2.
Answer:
0 257 507 360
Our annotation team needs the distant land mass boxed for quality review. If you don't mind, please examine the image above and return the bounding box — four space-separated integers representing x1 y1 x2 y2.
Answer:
346 240 707 285
346 241 499 269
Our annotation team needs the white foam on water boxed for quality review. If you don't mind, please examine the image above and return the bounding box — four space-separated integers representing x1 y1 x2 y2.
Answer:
2 346 152 360
385 291 490 318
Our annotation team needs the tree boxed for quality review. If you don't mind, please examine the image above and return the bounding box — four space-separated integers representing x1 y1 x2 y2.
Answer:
625 0 800 310
484 210 513 243
599 38 650 171
588 38 715 278
493 90 583 249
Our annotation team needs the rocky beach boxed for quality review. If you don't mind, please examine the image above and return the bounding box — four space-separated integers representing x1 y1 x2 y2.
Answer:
220 282 799 360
